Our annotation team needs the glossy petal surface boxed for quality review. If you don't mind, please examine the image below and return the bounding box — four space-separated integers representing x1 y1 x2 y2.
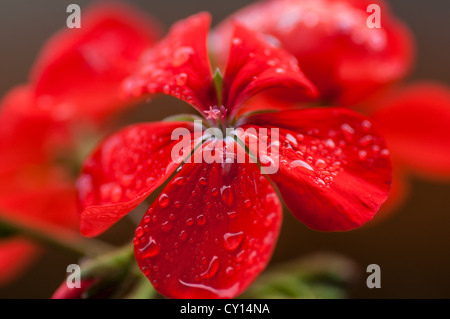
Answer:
122 13 215 113
222 22 317 115
77 122 196 237
241 108 391 231
213 0 414 105
32 3 161 122
134 141 282 298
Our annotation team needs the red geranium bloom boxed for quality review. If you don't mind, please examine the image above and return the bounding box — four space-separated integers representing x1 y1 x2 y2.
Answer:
212 0 414 105
0 3 160 285
212 0 450 217
77 13 391 298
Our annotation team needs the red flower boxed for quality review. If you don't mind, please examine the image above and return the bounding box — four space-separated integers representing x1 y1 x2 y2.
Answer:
212 0 450 218
368 83 450 216
0 3 160 284
77 13 391 298
212 0 414 105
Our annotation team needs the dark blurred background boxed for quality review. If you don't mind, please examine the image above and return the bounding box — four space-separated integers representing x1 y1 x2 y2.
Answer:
0 0 449 298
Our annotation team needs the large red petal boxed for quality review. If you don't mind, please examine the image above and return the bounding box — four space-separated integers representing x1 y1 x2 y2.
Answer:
134 141 282 298
0 238 40 286
370 83 450 178
0 86 71 171
213 0 414 105
77 122 197 237
241 108 391 231
122 13 215 113
31 3 161 122
222 22 317 116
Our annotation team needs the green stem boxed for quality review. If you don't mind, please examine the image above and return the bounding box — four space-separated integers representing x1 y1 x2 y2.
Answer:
0 213 113 256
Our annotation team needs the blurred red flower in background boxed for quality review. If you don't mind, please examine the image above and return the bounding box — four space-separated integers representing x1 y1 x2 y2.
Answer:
0 3 160 285
212 0 450 218
76 13 391 298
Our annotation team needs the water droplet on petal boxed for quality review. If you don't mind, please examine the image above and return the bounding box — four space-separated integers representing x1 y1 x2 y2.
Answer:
138 236 160 258
196 214 206 226
135 226 144 238
175 73 188 86
158 193 170 208
220 185 234 207
200 256 220 279
172 46 194 67
223 232 245 251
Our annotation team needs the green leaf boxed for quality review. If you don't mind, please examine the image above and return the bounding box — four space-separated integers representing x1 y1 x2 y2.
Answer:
240 253 359 299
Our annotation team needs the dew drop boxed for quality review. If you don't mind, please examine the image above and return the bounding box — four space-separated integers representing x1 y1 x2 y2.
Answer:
172 46 194 67
138 236 160 258
232 37 242 45
223 232 245 251
111 184 122 203
200 256 220 279
179 230 188 241
135 226 144 238
175 73 188 86
220 185 234 207
158 193 170 208
196 214 206 226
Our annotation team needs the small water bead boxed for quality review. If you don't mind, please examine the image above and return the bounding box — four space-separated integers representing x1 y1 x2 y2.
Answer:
358 150 368 161
220 185 234 207
341 123 355 141
200 256 220 279
111 185 122 203
227 211 237 219
315 159 327 168
275 68 286 74
197 214 206 226
186 218 194 226
291 160 314 172
244 199 252 208
199 177 208 185
158 193 170 208
225 267 235 276
135 226 144 238
172 46 194 67
232 37 242 45
223 232 245 251
138 236 160 258
179 230 188 241
234 250 246 263
161 221 173 232
175 73 188 86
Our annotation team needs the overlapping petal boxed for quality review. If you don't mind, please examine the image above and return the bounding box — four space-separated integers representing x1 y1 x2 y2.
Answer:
134 141 282 298
212 0 414 105
222 22 317 115
122 13 216 113
370 83 450 178
31 3 161 122
77 122 198 237
240 108 391 231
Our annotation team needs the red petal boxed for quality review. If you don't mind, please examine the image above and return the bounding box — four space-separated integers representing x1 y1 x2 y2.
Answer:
213 0 414 105
0 238 40 286
134 141 282 299
371 167 408 223
370 83 450 178
31 3 161 122
122 13 215 113
77 122 197 237
223 22 317 116
241 108 391 231
0 86 71 171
